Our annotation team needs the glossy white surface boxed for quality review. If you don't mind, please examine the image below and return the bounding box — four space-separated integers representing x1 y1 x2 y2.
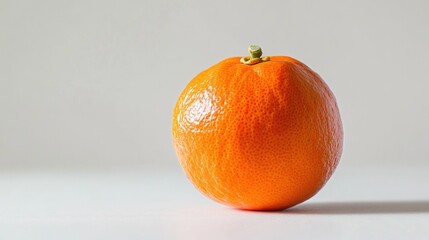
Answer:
1 164 428 239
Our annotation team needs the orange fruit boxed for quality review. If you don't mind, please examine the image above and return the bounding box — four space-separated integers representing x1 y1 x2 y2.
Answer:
172 45 343 211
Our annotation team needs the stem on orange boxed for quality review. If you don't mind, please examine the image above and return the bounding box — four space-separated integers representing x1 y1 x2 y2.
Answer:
240 45 270 65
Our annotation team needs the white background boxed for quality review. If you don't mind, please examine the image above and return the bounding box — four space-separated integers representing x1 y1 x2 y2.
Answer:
1 0 429 239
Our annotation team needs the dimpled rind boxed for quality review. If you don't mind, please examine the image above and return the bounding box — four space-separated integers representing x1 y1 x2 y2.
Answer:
172 56 343 211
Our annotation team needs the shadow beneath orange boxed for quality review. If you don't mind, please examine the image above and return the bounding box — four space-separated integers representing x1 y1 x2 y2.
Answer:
285 200 429 215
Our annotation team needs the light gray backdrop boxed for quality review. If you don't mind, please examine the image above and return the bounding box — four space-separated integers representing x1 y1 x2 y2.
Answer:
1 0 428 170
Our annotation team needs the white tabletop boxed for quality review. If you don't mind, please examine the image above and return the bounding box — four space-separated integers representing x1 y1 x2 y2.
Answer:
1 164 428 240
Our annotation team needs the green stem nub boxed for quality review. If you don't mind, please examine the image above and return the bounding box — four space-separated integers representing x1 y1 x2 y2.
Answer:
240 44 270 65
249 45 263 59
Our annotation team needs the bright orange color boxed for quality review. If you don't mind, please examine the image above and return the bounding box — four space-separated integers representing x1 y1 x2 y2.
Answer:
172 56 343 211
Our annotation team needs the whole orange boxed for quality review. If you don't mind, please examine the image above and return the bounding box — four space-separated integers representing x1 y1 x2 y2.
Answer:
172 45 343 211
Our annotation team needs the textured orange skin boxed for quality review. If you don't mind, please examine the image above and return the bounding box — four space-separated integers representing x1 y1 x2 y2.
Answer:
172 56 343 211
